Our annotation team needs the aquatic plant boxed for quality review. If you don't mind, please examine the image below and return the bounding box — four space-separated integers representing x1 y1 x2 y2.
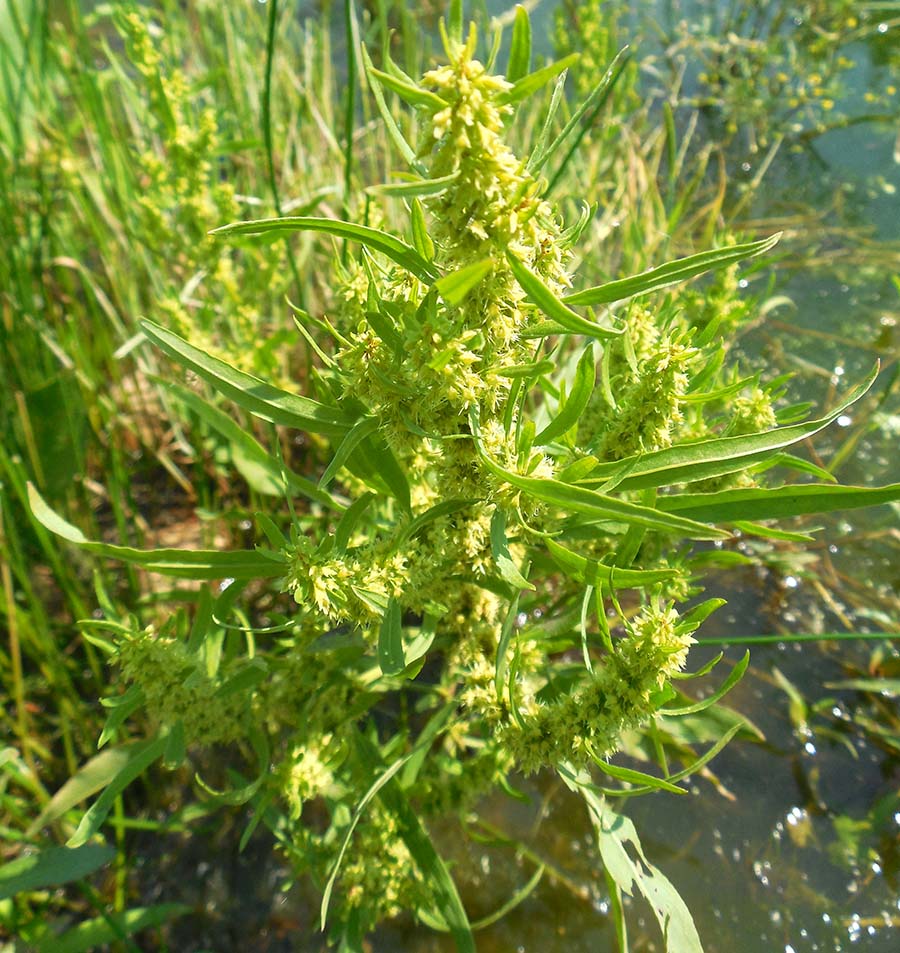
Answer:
23 2 900 950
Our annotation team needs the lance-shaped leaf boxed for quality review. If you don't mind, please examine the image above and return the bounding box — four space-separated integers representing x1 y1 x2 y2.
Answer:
366 171 460 198
141 321 351 438
434 258 494 306
211 216 439 283
578 365 879 491
28 484 285 580
365 63 447 110
659 482 900 523
535 345 596 444
378 597 406 676
361 45 426 174
498 53 579 105
506 4 532 82
68 736 168 847
506 252 622 339
161 380 343 509
563 233 781 307
546 539 679 588
583 791 704 953
0 844 115 900
471 423 728 540
535 47 632 182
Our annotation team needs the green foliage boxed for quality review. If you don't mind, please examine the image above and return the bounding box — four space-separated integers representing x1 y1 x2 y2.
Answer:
4 1 899 951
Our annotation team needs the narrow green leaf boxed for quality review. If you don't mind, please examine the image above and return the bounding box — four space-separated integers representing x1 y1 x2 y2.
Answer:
506 5 532 83
434 259 493 306
448 0 463 44
378 597 405 675
367 171 460 198
320 751 412 932
320 417 381 489
361 45 426 174
535 345 596 444
490 508 534 590
498 53 579 105
334 493 376 553
546 539 678 588
161 381 342 509
0 844 115 900
365 63 447 110
507 252 623 340
593 757 686 795
584 792 704 953
356 434 412 513
580 365 879 491
660 482 900 523
411 198 435 261
564 233 781 306
36 904 191 953
211 216 439 283
353 732 475 953
141 320 351 437
472 427 728 540
661 652 750 716
536 47 631 182
28 484 285 580
826 678 900 696
68 736 168 847
27 747 138 835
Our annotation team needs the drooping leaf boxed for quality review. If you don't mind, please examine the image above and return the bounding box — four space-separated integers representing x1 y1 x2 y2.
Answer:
211 216 439 283
584 791 704 953
564 233 780 306
28 484 286 581
507 252 622 340
141 320 351 438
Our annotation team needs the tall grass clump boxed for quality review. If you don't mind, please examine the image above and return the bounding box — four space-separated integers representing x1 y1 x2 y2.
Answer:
12 1 900 949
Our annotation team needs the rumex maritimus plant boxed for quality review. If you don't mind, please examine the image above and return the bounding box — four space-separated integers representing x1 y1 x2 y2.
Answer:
27 3 900 949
